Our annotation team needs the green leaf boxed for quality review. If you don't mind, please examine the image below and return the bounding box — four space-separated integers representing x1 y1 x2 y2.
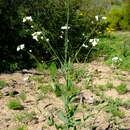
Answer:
49 62 57 80
47 115 54 126
83 114 95 121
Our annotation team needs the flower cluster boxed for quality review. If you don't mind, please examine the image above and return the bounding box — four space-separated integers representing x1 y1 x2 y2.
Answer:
89 38 99 47
32 31 42 41
23 16 33 23
82 38 99 48
17 44 25 51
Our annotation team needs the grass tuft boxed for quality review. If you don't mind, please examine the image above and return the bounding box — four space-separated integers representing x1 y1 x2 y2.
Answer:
0 80 8 88
7 99 24 110
116 83 128 94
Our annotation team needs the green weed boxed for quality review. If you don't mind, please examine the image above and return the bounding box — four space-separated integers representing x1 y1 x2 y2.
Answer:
16 126 26 130
47 115 54 126
0 91 3 97
37 84 53 94
29 76 43 83
84 76 92 89
36 62 47 72
15 111 36 124
50 82 62 97
49 62 57 81
7 99 24 110
49 60 81 129
0 80 8 89
56 99 80 129
122 100 130 108
97 85 107 91
104 98 125 118
106 83 114 89
71 69 88 82
18 93 27 101
116 83 128 94
97 83 114 91
36 93 45 101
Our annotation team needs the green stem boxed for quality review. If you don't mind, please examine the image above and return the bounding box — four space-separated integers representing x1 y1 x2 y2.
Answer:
83 47 93 62
73 21 101 63
64 0 70 64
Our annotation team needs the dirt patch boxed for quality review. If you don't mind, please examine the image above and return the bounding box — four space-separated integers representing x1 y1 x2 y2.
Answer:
0 61 130 129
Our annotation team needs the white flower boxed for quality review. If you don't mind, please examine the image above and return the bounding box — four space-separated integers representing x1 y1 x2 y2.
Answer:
61 25 70 30
95 15 99 21
32 31 42 37
89 39 93 42
17 44 25 51
31 25 34 28
20 44 25 49
60 35 63 38
32 31 42 41
112 57 122 61
102 16 107 20
82 33 85 36
32 31 42 36
92 40 97 46
46 38 49 42
32 35 38 41
29 50 32 52
17 47 20 51
23 16 33 23
89 38 99 47
82 44 88 48
41 36 44 40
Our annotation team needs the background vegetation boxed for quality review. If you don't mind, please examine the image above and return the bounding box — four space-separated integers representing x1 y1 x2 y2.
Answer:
0 0 130 72
0 0 109 72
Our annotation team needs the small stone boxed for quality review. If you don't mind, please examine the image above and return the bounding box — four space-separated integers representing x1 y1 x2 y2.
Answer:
23 76 29 81
5 118 11 122
25 100 34 103
39 116 46 122
11 90 19 96
1 87 19 96
30 118 39 124
6 124 9 127
96 122 110 130
87 96 94 104
36 127 44 130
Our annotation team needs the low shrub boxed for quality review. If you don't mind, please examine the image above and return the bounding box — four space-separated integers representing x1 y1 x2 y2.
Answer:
107 0 130 31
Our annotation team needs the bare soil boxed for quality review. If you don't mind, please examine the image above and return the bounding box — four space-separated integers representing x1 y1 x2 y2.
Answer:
0 60 130 130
